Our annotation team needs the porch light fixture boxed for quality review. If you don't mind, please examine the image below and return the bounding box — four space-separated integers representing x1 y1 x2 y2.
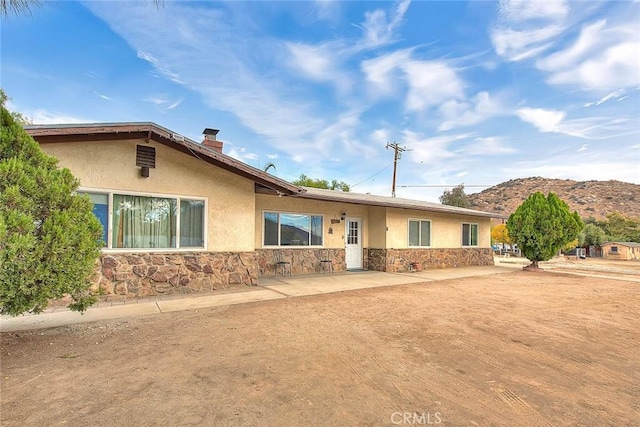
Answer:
341 212 346 221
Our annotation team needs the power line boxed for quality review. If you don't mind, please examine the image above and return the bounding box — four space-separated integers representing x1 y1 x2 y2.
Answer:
350 164 392 188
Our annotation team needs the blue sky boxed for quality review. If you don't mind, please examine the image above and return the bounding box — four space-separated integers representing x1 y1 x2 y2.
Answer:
2 0 639 202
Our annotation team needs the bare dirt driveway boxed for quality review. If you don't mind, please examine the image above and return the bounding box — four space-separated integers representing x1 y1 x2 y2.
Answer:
2 270 639 426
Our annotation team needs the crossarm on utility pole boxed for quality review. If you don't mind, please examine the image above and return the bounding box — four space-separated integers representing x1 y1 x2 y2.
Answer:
386 142 406 197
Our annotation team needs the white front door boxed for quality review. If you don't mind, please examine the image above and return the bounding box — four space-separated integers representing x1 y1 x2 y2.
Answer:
345 218 363 270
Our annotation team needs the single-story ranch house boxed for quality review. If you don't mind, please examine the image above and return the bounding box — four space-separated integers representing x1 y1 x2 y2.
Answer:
26 122 499 298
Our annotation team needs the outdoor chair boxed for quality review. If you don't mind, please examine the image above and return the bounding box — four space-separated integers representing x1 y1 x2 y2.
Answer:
273 250 292 276
319 249 333 273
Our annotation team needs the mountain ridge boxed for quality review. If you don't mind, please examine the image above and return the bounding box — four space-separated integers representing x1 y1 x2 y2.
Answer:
467 177 640 220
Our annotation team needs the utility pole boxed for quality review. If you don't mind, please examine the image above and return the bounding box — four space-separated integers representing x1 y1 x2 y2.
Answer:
386 142 407 197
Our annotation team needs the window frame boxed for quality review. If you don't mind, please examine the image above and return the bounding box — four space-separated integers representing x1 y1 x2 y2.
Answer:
408 218 432 247
78 187 207 252
262 210 324 248
462 223 479 247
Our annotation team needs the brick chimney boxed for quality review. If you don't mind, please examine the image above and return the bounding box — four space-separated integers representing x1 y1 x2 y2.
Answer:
202 128 223 153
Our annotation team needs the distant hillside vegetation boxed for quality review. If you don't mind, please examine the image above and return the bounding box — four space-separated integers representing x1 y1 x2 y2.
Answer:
468 177 640 220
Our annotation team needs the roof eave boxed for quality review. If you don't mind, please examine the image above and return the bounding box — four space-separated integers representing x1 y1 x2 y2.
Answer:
297 189 501 219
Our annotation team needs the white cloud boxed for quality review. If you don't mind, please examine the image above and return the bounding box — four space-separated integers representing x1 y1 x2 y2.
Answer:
562 116 640 140
144 94 183 111
314 109 377 158
584 89 626 107
30 109 88 124
516 107 565 133
491 26 565 62
403 60 464 112
287 43 334 81
516 107 639 139
438 91 504 131
547 41 640 89
226 146 262 166
166 99 183 110
361 50 465 113
285 42 352 93
360 48 413 97
538 19 640 90
371 128 391 144
94 91 111 101
497 0 568 23
466 137 516 155
6 90 89 125
491 0 568 62
78 0 638 189
404 131 469 165
312 0 341 23
287 1 412 93
136 49 184 84
357 0 411 48
537 20 606 72
85 2 336 162
144 95 167 105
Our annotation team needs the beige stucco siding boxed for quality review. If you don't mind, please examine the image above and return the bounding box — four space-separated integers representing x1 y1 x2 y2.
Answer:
255 194 371 249
41 139 255 252
368 206 387 248
601 243 639 260
385 208 491 249
255 194 492 250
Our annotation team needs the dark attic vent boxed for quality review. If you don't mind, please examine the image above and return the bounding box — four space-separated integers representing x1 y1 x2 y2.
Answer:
136 145 156 168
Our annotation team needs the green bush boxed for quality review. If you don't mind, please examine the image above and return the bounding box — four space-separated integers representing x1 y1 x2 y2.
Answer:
0 92 102 315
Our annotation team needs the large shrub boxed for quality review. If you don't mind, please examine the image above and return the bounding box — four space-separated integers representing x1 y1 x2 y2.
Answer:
507 192 583 269
0 93 102 315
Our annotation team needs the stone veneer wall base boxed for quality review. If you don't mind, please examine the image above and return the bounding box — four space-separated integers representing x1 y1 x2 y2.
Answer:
94 252 259 299
257 249 346 276
90 248 491 299
367 248 494 273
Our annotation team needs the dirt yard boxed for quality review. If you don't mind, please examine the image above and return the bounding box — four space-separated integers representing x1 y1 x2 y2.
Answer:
2 270 639 426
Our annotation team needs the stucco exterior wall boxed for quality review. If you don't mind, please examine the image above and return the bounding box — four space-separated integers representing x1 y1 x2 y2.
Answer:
255 194 492 252
385 208 491 249
601 243 639 260
368 206 387 248
254 193 370 249
41 139 256 252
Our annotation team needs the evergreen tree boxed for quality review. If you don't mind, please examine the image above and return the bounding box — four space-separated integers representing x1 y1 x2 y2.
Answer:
507 192 583 269
0 91 103 315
